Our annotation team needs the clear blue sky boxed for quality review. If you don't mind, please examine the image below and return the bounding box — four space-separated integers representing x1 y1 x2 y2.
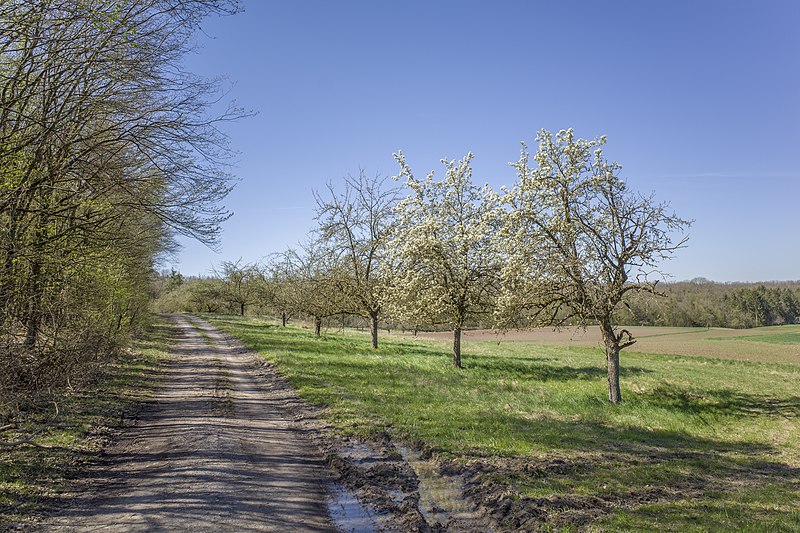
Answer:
172 0 799 282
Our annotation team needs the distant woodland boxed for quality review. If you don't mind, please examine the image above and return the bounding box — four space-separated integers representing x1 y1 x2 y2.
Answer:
621 279 800 329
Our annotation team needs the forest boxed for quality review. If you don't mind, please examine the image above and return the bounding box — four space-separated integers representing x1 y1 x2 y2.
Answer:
0 0 241 418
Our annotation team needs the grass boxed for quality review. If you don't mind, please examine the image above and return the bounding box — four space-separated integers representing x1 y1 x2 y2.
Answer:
208 315 800 531
708 332 800 345
0 320 170 528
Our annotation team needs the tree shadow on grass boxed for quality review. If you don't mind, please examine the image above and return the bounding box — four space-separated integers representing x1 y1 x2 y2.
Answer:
461 413 800 530
133 319 184 352
215 318 657 381
210 319 445 360
639 386 800 419
464 352 651 382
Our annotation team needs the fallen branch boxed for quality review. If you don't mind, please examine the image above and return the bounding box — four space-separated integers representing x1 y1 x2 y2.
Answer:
0 401 60 448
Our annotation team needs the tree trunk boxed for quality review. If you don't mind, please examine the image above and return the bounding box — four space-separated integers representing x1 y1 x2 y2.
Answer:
23 258 43 349
281 312 287 327
370 312 379 349
606 345 622 403
0 246 16 321
600 320 622 403
240 302 245 316
452 327 462 368
314 316 322 337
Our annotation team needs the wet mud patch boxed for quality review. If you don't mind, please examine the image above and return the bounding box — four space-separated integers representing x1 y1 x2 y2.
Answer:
327 483 380 533
398 445 494 531
323 436 424 532
321 436 499 532
446 454 685 530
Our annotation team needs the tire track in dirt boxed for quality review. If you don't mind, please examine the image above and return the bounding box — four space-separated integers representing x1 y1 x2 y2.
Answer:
40 315 341 532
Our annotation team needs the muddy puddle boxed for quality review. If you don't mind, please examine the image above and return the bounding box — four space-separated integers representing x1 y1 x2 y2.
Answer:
327 438 496 532
397 445 493 531
328 483 378 533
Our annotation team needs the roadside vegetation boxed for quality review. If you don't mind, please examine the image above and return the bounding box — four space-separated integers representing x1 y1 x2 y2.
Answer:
0 0 240 449
0 320 171 529
210 314 800 531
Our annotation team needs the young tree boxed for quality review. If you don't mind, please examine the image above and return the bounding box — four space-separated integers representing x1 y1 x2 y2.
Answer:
188 278 228 313
214 259 263 316
500 129 689 403
283 240 344 337
263 253 293 326
386 152 502 368
314 171 399 348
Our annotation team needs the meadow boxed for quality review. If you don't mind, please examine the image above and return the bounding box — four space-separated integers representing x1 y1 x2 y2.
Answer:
210 316 800 531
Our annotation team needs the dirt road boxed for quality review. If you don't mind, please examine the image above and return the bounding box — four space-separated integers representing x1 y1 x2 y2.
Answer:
41 315 340 532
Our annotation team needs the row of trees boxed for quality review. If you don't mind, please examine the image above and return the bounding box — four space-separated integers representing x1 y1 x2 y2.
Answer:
160 129 690 403
159 273 800 334
1 1 240 415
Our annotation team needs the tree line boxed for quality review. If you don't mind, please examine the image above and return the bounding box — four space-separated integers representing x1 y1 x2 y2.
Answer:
622 279 800 329
0 1 241 418
158 130 691 403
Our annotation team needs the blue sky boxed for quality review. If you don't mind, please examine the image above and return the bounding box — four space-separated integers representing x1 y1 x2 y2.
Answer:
173 0 799 282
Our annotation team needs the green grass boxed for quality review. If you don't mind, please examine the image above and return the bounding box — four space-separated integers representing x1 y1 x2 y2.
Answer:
0 320 170 528
209 315 800 531
708 332 800 345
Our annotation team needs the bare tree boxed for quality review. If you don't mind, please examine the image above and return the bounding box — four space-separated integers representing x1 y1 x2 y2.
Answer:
500 129 689 403
282 241 345 337
264 252 299 327
213 259 262 316
314 171 399 348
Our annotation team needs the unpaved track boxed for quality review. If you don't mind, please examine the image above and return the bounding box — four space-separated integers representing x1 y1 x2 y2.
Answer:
42 315 336 532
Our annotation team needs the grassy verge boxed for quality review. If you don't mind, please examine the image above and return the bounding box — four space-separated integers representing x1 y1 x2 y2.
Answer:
0 319 171 528
209 315 800 532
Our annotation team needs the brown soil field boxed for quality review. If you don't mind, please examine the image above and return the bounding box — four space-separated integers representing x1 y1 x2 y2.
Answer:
416 325 800 365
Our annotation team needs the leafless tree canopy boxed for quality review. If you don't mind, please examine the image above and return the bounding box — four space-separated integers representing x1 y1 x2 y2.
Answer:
314 171 399 348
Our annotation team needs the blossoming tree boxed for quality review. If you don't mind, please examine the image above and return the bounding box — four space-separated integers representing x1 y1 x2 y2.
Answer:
500 129 689 402
386 152 503 367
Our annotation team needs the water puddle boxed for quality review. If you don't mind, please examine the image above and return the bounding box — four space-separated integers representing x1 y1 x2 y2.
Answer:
388 488 404 505
327 483 377 533
397 445 489 529
339 442 384 466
